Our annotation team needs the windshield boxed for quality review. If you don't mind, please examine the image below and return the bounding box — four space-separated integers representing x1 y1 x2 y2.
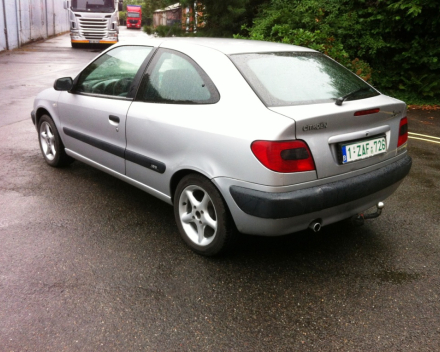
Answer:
230 52 379 107
127 12 140 18
71 0 115 13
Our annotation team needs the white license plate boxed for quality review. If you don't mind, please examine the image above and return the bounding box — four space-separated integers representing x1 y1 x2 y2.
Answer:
341 136 386 164
89 40 100 44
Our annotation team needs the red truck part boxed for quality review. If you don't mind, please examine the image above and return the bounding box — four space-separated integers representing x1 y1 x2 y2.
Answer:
127 5 142 29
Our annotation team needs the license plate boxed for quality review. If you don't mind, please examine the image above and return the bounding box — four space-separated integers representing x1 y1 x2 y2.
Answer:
89 40 100 44
341 136 386 164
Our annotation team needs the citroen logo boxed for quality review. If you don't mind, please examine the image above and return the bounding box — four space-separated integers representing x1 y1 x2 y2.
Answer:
302 122 328 132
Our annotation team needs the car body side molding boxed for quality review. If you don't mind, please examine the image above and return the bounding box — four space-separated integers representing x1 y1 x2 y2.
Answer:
64 127 125 158
63 127 166 174
125 150 166 174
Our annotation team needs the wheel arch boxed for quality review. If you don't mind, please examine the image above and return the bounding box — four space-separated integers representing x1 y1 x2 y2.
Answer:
170 169 207 204
169 168 230 205
35 107 51 128
35 106 68 147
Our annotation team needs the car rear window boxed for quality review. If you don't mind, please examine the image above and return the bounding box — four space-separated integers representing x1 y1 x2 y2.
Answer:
230 52 379 107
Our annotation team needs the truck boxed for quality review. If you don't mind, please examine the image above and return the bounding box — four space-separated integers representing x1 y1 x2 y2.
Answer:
126 5 142 29
63 0 123 48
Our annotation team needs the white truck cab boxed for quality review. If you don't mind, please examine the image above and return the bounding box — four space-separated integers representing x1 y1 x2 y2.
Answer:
64 0 123 47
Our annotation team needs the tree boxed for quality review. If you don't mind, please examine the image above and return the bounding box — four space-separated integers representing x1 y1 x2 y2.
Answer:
185 0 269 37
143 0 175 26
239 0 440 102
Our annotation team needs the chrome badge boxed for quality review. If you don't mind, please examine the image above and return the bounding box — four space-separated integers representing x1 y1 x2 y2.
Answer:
303 122 328 132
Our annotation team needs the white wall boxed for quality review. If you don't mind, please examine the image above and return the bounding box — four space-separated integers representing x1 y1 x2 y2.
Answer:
0 0 6 51
0 0 70 52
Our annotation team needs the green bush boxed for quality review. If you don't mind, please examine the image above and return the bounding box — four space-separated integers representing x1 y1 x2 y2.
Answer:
153 24 184 37
143 25 153 35
236 0 440 102
119 11 126 25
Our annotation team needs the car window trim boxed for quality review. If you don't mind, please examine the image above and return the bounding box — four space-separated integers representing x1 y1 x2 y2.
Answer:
68 91 134 101
129 46 160 100
126 46 159 99
135 47 220 105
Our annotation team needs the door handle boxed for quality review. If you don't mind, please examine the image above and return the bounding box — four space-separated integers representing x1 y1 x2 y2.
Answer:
109 115 120 124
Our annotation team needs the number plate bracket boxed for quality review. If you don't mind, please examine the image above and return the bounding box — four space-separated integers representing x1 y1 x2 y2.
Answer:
338 135 387 164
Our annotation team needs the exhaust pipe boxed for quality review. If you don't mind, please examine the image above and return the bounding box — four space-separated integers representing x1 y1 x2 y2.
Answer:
309 220 322 233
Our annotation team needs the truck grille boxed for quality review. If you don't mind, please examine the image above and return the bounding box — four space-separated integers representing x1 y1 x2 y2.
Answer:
79 18 109 40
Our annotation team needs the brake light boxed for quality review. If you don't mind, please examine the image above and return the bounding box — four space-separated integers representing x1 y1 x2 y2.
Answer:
251 140 315 173
397 117 408 147
354 108 380 116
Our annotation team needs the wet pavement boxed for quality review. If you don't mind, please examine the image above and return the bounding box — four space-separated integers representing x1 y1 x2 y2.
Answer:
0 29 439 351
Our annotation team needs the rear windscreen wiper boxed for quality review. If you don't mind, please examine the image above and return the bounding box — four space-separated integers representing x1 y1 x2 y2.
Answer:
335 87 370 106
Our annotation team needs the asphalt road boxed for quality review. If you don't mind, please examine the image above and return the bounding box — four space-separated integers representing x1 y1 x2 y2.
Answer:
0 28 439 351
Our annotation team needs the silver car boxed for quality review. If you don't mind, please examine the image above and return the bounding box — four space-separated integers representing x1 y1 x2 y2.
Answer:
31 38 411 255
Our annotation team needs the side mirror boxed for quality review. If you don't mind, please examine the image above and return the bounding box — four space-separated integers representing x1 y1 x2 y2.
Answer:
54 77 73 91
118 2 123 11
63 1 70 10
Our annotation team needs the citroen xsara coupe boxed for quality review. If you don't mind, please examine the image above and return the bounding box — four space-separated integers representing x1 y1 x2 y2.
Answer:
32 38 411 255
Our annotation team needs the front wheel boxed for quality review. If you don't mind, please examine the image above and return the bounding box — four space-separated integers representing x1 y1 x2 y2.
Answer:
174 174 235 256
38 115 74 167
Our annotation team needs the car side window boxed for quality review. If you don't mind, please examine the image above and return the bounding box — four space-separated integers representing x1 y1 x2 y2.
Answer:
74 46 153 97
136 49 220 104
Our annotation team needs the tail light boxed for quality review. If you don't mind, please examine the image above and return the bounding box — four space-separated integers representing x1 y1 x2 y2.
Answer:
397 117 408 147
251 140 315 173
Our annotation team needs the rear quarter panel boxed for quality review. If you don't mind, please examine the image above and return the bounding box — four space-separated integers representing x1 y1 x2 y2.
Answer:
270 96 407 179
125 43 318 196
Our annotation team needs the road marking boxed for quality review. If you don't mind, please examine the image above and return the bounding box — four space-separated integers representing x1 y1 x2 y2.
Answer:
409 132 440 140
409 135 440 145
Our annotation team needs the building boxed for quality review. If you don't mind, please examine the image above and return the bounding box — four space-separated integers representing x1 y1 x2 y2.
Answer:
153 2 203 32
0 0 69 52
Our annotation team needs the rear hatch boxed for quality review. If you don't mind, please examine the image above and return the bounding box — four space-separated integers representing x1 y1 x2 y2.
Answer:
270 95 406 179
229 50 407 180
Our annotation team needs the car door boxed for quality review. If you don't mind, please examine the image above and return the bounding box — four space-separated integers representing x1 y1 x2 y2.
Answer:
125 48 220 195
57 45 154 174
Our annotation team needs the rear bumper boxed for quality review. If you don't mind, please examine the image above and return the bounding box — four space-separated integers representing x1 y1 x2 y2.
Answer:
230 154 412 219
214 154 411 235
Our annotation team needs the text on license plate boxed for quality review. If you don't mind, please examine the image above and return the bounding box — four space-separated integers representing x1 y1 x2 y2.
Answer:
341 137 386 164
89 40 100 44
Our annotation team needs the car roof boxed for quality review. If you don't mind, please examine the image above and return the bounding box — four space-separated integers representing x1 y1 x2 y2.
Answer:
117 37 316 55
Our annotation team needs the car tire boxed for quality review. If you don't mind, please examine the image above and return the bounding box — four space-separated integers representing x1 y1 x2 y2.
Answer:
174 174 235 256
38 114 74 167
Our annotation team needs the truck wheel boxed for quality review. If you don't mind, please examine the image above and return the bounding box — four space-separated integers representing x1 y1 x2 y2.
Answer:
174 174 235 256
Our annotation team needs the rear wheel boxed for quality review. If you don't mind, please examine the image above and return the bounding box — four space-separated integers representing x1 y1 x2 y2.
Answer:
174 174 235 256
38 115 74 167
